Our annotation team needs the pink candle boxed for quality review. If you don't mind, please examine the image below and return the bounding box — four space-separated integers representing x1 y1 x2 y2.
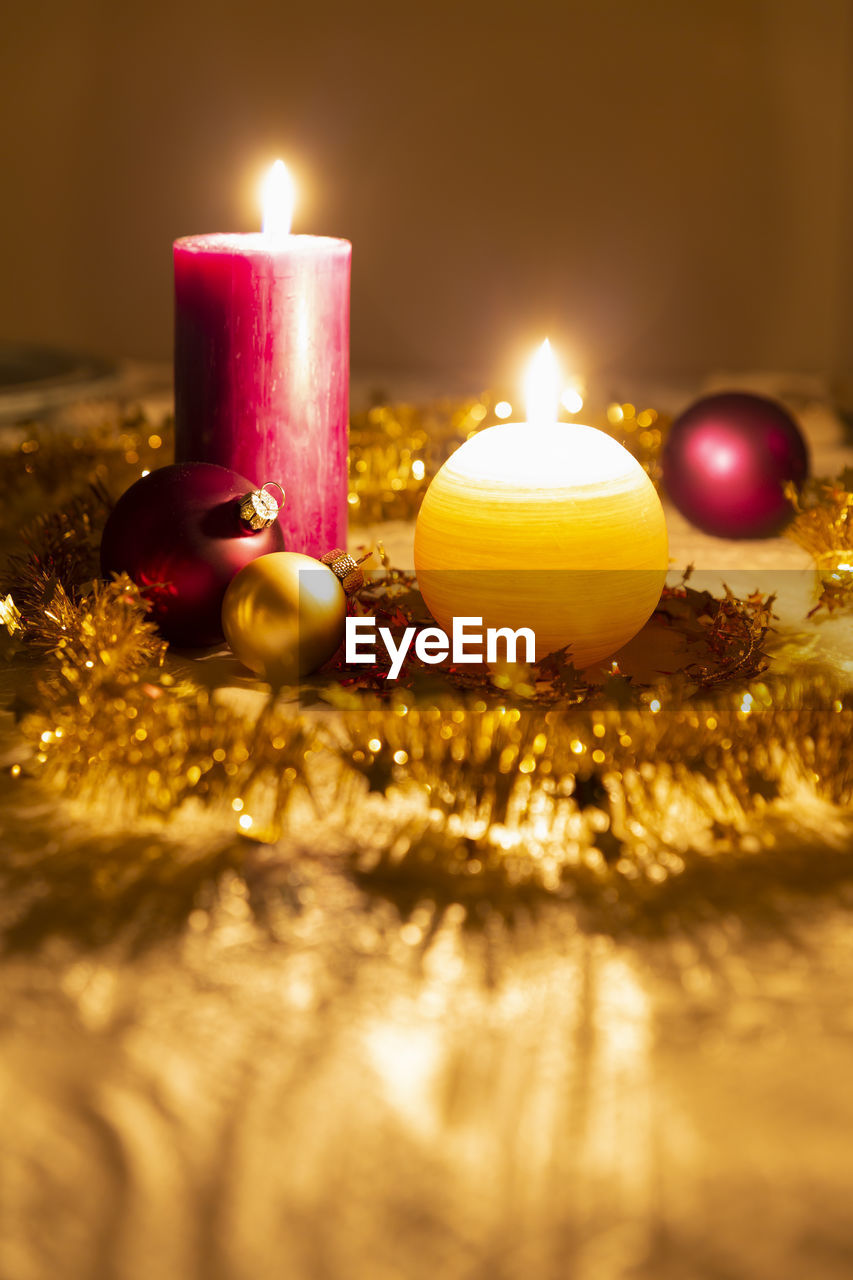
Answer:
173 161 351 558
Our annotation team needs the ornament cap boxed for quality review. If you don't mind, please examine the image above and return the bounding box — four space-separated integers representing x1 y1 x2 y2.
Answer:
239 481 285 531
321 548 364 595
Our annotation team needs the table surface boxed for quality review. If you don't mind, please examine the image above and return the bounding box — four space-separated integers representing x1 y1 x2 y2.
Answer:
2 388 853 1280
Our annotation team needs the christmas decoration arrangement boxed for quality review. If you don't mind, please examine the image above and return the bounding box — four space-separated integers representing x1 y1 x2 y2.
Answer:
2 384 851 934
2 510 852 928
1 156 849 936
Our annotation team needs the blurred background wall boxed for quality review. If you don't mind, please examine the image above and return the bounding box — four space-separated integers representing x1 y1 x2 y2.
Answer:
2 0 852 391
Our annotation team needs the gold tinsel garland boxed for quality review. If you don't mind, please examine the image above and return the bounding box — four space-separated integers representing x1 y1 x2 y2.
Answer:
339 689 853 920
786 470 853 615
9 568 853 924
6 562 319 829
2 400 853 930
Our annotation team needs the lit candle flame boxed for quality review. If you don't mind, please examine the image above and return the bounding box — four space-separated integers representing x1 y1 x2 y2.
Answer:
525 339 560 426
261 159 296 237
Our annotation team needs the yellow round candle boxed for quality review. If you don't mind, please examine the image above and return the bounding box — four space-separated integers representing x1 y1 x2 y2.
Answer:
414 344 668 669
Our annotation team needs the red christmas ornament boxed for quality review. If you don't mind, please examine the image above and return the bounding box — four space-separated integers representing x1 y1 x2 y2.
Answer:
662 392 808 538
100 463 285 646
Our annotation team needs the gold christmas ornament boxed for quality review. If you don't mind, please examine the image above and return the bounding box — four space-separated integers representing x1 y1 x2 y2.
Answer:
221 549 361 684
414 342 669 669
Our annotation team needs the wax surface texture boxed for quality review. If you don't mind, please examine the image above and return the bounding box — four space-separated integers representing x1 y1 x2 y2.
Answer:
174 233 351 559
413 422 669 668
